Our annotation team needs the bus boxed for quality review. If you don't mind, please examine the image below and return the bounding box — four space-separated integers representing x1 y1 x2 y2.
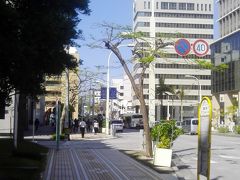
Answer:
122 114 143 129
182 118 198 135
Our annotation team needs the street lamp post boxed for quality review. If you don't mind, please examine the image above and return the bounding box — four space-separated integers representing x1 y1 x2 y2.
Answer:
185 75 202 103
164 92 172 120
106 44 134 135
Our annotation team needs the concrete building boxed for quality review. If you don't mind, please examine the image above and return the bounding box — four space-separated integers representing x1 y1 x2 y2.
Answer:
111 75 135 118
0 95 14 134
211 0 240 126
132 0 213 124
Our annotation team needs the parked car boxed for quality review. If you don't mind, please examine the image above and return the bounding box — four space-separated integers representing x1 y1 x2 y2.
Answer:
176 121 182 129
182 118 198 135
110 120 124 132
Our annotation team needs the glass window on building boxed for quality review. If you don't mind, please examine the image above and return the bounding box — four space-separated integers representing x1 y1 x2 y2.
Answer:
156 2 159 9
187 3 194 10
161 2 168 9
205 4 207 11
148 1 150 9
197 4 199 11
120 86 124 89
201 4 203 11
179 3 186 10
209 4 211 11
144 1 146 9
169 2 177 9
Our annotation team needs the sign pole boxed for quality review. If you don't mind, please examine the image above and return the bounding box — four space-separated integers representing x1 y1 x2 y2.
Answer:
197 97 212 180
56 100 60 150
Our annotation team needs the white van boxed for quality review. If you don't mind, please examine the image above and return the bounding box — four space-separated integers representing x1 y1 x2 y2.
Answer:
122 114 143 129
182 118 198 135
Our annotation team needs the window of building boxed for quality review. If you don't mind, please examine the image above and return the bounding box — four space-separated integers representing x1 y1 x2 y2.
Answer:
179 3 186 10
187 3 194 10
155 22 213 29
144 1 146 9
201 4 203 11
209 4 211 11
136 21 150 27
197 4 199 11
154 12 213 19
169 2 177 9
120 93 124 96
161 2 168 9
156 2 159 9
205 4 207 11
148 1 150 9
120 86 124 89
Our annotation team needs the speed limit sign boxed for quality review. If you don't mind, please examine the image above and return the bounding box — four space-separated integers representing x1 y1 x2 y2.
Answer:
193 39 209 57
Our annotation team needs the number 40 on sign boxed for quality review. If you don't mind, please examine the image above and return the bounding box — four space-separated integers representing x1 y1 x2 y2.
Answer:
193 39 209 57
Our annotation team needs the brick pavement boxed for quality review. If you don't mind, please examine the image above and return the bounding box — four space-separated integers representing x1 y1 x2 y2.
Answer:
41 133 178 180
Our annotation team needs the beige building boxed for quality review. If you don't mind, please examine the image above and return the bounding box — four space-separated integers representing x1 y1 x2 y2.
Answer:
44 47 80 122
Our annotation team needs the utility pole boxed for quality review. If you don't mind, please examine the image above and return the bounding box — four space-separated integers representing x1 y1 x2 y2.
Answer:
66 68 70 128
92 89 95 117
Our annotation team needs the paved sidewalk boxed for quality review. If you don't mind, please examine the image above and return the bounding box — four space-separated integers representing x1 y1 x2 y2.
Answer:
40 133 178 180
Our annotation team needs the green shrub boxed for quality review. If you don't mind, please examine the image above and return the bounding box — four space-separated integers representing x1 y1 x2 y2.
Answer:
234 125 240 134
102 119 106 128
51 134 66 140
63 128 71 134
217 126 229 133
151 120 183 149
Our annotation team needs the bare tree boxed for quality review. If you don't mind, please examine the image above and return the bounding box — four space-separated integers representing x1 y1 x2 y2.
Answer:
88 24 173 157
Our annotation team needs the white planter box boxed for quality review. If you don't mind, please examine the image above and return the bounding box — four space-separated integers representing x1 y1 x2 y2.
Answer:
101 128 106 133
153 148 172 167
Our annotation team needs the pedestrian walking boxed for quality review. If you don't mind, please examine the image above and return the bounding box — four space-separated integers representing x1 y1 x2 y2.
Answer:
79 120 86 138
35 118 40 131
74 118 79 133
93 120 99 135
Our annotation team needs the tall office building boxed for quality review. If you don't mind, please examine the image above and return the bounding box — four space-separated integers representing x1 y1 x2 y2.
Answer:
132 0 213 124
211 1 240 126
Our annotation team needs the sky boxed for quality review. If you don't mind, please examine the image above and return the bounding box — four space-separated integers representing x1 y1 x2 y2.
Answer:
77 0 133 80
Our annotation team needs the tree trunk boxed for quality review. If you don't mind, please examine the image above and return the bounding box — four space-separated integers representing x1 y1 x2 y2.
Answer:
60 104 66 133
107 44 153 157
180 99 183 122
139 97 153 157
14 93 27 150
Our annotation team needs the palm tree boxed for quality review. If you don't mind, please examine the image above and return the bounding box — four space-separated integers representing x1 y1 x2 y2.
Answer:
156 77 175 120
176 86 185 122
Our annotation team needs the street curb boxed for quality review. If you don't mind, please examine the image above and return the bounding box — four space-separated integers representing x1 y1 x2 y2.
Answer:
172 154 195 180
212 132 240 137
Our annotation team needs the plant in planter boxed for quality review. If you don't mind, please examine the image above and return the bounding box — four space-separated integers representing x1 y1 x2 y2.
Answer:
151 120 183 167
101 119 106 133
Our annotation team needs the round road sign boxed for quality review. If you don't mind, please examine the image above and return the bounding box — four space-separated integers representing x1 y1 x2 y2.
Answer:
193 39 209 57
174 39 191 56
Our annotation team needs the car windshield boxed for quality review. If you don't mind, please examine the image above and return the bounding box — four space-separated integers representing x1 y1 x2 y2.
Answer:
192 120 198 125
111 120 123 124
132 115 142 118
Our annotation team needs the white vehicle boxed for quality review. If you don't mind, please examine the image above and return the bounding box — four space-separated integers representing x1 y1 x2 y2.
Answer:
110 120 124 132
182 118 198 135
122 114 143 129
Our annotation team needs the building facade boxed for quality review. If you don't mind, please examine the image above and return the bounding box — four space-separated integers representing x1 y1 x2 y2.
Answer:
211 0 240 126
44 47 80 124
133 0 213 124
112 75 135 117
